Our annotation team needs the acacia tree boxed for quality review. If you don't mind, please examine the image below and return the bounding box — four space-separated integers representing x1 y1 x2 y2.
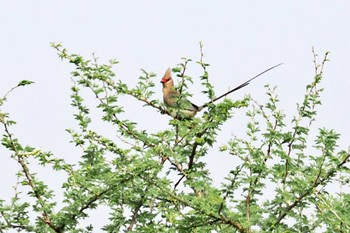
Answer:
0 44 349 232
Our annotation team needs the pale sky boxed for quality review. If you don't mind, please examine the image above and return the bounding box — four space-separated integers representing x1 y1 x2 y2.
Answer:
1 1 350 231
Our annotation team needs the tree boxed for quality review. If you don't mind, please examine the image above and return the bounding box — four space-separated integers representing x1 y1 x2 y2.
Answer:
0 44 349 232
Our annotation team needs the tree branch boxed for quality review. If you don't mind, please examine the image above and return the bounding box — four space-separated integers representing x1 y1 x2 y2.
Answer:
269 152 350 231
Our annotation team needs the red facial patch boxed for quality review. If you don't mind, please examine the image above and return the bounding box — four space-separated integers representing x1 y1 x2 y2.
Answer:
161 77 170 83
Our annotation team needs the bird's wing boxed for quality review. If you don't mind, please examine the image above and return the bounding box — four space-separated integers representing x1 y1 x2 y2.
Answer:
167 90 199 111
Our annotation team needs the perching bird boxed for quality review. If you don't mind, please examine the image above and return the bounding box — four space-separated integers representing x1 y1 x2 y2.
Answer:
161 64 282 119
161 68 200 118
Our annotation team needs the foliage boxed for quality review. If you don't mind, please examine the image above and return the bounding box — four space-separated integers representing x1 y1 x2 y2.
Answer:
0 44 349 232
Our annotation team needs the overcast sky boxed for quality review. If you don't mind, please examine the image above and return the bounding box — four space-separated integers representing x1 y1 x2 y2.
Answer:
1 1 350 230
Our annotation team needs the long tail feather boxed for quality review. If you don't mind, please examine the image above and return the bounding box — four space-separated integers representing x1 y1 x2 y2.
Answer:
200 63 283 109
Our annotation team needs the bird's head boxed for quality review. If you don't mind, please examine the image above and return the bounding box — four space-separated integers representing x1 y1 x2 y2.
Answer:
161 68 174 89
161 68 172 84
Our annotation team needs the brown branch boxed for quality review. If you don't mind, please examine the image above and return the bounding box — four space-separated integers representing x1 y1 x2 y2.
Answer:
1 121 61 232
174 175 186 190
218 164 243 214
173 120 199 147
161 187 246 232
269 152 350 231
85 83 157 149
173 125 210 190
46 188 112 233
0 211 28 231
188 140 199 171
283 52 326 186
242 101 278 227
313 148 328 187
164 156 188 190
178 59 190 95
199 42 205 66
249 101 277 186
134 95 170 116
284 133 295 186
126 197 145 232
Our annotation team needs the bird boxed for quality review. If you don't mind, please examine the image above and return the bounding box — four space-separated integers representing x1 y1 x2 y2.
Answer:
161 64 282 119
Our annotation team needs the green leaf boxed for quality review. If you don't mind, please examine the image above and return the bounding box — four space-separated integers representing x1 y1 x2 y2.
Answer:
18 80 35 86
